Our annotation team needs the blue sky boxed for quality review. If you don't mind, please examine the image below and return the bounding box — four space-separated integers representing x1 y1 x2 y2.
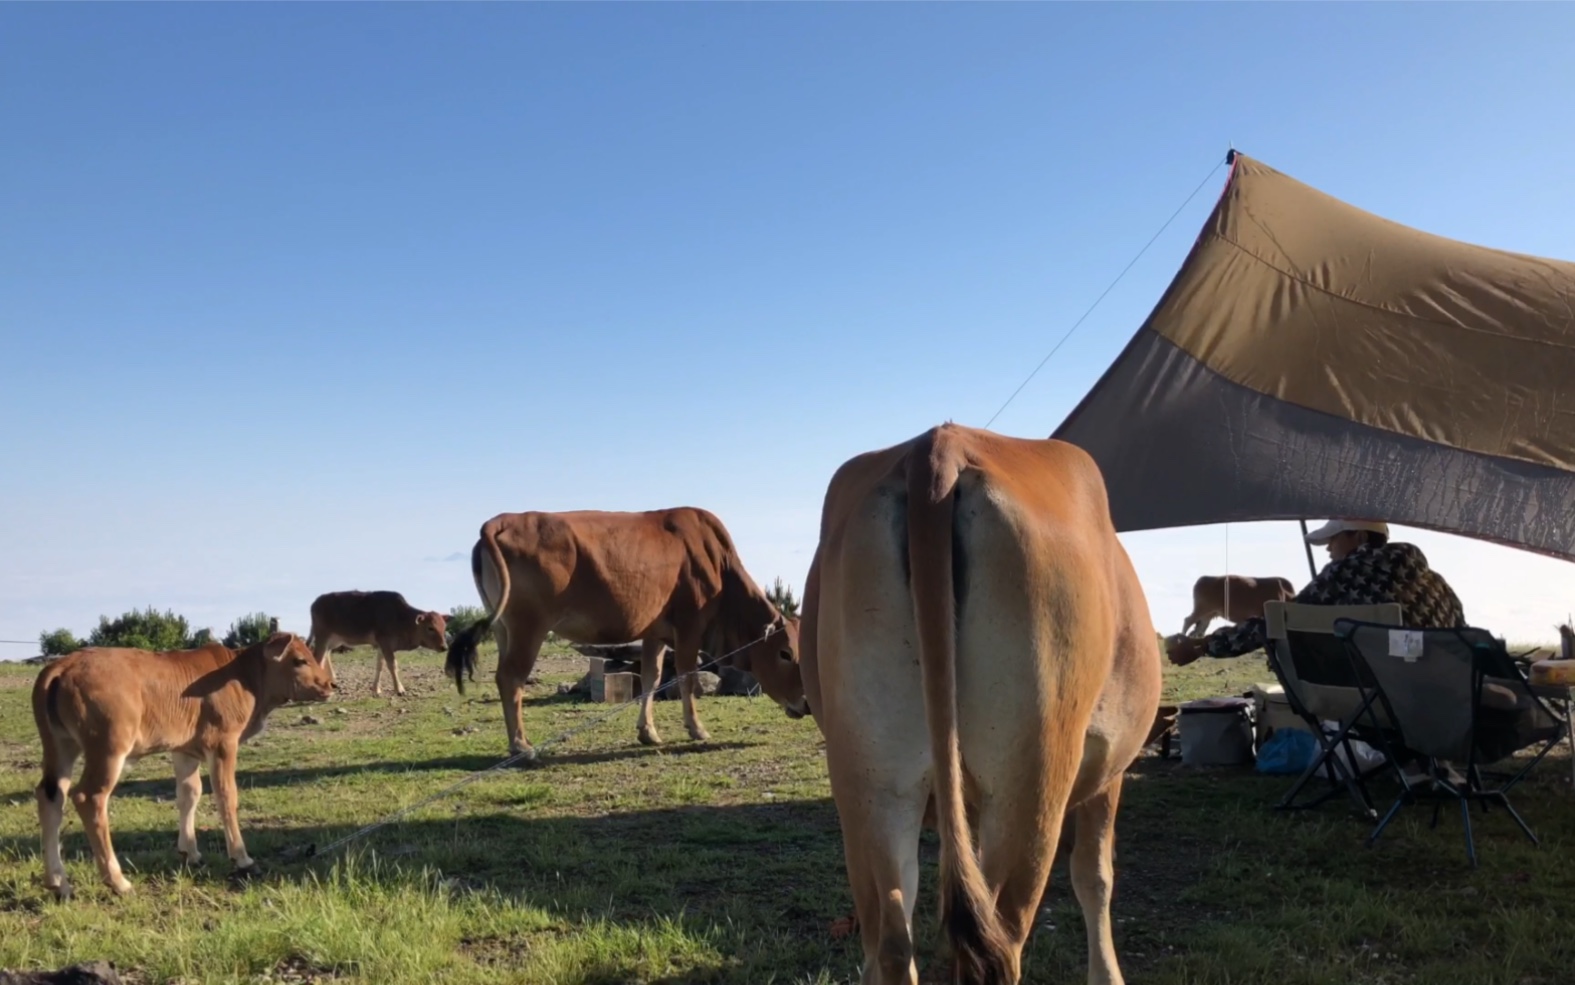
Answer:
5 4 1575 655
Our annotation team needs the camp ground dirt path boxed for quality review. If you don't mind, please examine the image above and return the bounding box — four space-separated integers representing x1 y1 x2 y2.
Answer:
0 646 1573 984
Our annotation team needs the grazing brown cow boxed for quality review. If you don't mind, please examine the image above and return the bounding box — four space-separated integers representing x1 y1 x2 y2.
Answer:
446 508 809 758
31 633 333 899
800 423 1162 985
1180 574 1296 637
307 590 448 696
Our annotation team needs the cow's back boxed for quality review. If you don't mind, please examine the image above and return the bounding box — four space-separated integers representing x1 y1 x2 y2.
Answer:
38 646 228 753
483 508 728 641
311 590 415 640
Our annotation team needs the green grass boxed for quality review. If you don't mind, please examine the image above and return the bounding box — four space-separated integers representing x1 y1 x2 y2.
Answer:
1 643 1574 984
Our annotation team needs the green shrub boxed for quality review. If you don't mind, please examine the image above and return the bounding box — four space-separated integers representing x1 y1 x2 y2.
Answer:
766 577 800 618
39 628 83 657
87 606 199 651
223 612 277 649
446 605 491 646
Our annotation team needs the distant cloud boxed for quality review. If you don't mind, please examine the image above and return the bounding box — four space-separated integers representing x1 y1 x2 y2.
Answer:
423 552 468 563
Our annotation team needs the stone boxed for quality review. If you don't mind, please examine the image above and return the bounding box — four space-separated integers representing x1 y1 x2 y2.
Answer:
0 962 125 985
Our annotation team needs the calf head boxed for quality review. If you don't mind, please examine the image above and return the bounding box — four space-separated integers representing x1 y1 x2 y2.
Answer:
731 614 810 720
415 611 448 651
260 633 335 705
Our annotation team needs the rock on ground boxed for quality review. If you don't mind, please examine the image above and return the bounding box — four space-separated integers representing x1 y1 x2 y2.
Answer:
0 962 124 985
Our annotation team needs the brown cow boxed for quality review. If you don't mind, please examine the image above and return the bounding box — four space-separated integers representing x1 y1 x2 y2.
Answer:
307 590 448 696
32 633 333 899
445 508 809 758
800 423 1162 985
1181 574 1296 637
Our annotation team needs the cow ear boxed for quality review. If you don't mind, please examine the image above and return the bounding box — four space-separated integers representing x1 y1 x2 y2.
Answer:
262 632 293 661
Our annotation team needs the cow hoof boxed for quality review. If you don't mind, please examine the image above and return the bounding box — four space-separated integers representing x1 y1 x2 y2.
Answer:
48 883 72 902
109 879 134 897
178 849 202 866
638 730 663 747
230 863 261 884
509 744 538 763
687 728 712 743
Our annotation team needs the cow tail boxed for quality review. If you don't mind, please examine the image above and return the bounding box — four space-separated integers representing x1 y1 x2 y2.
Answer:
906 426 1013 985
32 668 67 799
447 524 513 694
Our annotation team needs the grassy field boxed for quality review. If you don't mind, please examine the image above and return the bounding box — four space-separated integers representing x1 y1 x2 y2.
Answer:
2 642 1574 984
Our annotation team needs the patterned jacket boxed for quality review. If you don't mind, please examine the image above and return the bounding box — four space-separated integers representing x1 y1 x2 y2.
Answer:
1203 541 1466 658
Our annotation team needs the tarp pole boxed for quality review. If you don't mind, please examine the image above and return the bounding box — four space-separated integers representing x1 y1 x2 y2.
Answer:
1298 520 1318 580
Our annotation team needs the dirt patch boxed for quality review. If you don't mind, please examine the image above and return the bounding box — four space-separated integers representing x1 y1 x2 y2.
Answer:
459 934 545 966
249 956 352 984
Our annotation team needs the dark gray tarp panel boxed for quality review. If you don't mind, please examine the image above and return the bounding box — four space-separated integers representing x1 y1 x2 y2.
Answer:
1052 153 1575 560
1056 330 1575 561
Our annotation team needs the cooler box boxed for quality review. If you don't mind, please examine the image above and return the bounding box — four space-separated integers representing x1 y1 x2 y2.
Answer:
1177 697 1256 767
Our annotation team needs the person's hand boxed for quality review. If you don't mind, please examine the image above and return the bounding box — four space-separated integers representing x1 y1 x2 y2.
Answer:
1166 634 1206 667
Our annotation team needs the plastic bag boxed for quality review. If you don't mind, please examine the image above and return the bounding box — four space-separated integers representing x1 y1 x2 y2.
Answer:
1255 728 1317 774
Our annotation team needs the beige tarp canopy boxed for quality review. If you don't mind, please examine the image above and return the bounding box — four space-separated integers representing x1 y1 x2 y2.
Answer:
1052 151 1575 561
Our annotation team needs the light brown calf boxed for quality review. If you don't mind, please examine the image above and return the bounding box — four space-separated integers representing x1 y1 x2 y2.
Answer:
32 633 333 899
446 507 808 758
307 590 448 696
1181 574 1296 637
801 423 1162 985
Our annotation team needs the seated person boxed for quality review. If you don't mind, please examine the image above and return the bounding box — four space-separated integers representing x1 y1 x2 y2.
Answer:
1167 519 1466 666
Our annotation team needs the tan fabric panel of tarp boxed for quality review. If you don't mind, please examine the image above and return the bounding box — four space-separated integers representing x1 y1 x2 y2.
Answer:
1151 154 1575 473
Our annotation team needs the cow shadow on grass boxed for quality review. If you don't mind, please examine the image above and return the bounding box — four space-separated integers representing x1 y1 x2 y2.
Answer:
0 798 867 983
42 740 765 802
0 781 1234 985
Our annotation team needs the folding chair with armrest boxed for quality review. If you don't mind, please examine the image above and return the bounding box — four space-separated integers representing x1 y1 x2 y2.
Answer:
1333 620 1568 867
1262 601 1403 818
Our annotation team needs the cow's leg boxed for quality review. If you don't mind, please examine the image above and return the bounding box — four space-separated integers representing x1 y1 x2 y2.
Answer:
71 746 133 895
37 736 80 899
1070 778 1126 985
839 791 924 985
173 752 203 865
673 634 710 742
637 637 668 746
975 780 1066 983
207 741 255 871
496 622 548 760
378 643 406 697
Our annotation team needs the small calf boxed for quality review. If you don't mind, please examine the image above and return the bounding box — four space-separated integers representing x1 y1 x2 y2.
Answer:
32 632 333 898
308 590 447 696
1182 574 1296 637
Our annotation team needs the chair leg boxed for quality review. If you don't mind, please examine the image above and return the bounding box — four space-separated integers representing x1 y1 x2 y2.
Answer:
1565 700 1575 790
1367 793 1408 849
1495 794 1540 846
1460 796 1478 869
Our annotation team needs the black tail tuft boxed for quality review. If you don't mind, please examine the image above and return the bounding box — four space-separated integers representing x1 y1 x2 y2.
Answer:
446 621 488 694
942 864 1015 985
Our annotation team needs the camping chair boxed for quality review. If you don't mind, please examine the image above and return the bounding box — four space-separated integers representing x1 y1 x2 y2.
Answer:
1333 620 1569 867
1263 601 1404 817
